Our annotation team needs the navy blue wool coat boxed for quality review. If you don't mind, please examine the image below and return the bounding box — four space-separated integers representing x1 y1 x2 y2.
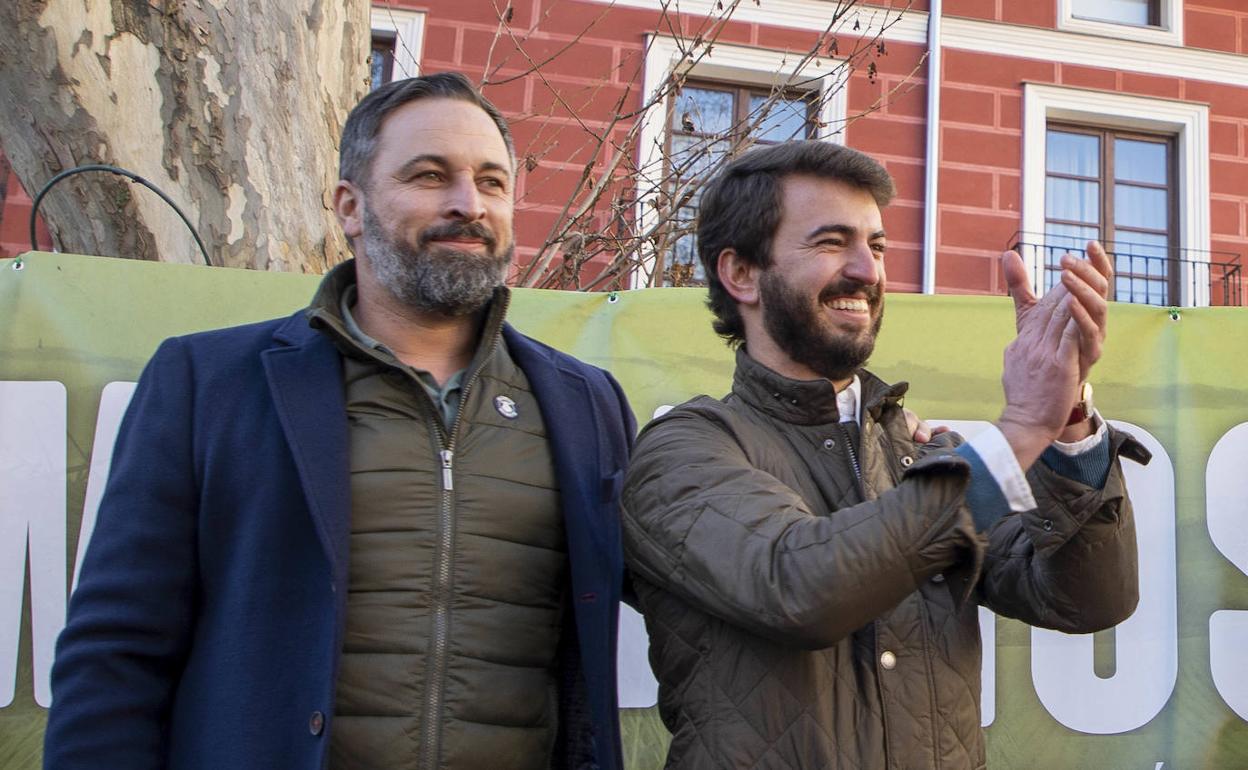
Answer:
44 310 635 770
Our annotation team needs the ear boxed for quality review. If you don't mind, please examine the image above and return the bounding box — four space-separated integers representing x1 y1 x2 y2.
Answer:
717 248 761 307
333 180 364 240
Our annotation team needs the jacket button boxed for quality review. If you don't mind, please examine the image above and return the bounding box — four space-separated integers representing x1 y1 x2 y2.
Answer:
1042 518 1054 532
823 438 836 450
901 455 914 467
931 573 945 583
880 650 897 670
309 711 325 736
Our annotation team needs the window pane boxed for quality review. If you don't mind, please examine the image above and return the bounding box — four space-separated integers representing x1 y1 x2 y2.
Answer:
1114 184 1167 229
1046 177 1100 223
370 38 396 90
1072 0 1152 26
1112 229 1168 259
1115 138 1167 185
1114 274 1167 305
747 94 810 143
1044 223 1101 250
1047 131 1100 177
1111 231 1171 305
1043 224 1100 290
671 87 734 136
669 134 730 184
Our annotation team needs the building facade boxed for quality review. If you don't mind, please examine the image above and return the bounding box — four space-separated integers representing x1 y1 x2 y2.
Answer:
2 0 1245 306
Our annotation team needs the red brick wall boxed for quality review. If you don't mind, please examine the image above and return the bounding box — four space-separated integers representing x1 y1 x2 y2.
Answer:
944 0 1057 27
2 0 1244 302
0 169 50 259
931 47 1248 296
1187 1 1248 54
845 40 930 293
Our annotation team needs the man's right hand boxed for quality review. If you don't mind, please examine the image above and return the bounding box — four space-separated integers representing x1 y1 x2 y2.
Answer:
995 250 1085 469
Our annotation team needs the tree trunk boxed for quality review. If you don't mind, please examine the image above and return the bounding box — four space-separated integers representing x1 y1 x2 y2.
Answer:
0 0 370 271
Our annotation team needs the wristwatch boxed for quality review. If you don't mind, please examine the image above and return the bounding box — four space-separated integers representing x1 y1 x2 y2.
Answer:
1066 381 1094 426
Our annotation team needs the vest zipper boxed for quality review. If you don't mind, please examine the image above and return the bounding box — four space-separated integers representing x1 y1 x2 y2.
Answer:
439 449 454 491
418 329 502 770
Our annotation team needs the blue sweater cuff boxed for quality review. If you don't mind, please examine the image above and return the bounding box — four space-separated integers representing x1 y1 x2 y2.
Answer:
1040 430 1112 488
955 443 1012 532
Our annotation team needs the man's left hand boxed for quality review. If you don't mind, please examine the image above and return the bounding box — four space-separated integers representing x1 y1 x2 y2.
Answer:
1059 241 1112 382
905 408 949 444
1005 241 1112 382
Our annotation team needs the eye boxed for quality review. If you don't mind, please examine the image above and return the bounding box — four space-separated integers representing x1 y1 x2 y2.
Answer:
870 242 887 255
410 170 443 183
479 176 508 191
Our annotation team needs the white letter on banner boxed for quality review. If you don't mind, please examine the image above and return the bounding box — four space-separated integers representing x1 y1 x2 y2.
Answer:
72 382 137 592
1206 423 1248 719
0 382 67 708
1031 421 1177 734
933 420 999 727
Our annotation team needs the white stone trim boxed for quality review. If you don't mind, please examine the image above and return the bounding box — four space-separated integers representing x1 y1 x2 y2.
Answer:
598 0 926 43
1021 83 1211 306
586 2 1248 89
942 17 1248 87
630 35 849 288
370 6 425 80
1057 0 1183 47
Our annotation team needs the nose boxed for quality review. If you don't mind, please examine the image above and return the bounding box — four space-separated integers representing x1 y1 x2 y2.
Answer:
842 242 881 287
443 173 486 221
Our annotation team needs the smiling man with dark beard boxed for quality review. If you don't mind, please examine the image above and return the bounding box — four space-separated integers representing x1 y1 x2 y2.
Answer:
759 271 884 383
621 140 1147 769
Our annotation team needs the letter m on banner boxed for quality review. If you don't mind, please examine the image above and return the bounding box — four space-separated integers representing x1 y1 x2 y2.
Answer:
0 381 134 708
0 382 67 708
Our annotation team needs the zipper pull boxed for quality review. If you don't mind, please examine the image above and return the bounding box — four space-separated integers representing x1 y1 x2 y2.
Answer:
440 449 454 491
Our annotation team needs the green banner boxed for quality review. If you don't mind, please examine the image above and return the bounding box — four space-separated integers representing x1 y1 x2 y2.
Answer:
1 252 1245 768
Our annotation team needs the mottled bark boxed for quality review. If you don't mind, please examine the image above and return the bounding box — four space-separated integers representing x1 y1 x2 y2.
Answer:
0 0 369 271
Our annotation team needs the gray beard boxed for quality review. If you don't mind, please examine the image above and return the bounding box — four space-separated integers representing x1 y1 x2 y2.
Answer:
361 206 512 317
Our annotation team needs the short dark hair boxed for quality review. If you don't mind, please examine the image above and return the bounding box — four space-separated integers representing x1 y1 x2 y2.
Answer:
339 71 515 188
696 140 896 345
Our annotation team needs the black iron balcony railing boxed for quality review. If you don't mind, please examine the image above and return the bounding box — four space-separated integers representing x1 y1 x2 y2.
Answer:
1009 233 1242 307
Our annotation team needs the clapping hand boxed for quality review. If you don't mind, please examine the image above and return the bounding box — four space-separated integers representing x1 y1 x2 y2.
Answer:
995 242 1113 468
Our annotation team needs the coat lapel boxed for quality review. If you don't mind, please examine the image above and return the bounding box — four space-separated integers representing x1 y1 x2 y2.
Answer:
505 327 613 562
261 312 351 590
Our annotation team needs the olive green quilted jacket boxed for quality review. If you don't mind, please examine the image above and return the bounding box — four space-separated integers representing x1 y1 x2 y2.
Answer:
622 351 1148 770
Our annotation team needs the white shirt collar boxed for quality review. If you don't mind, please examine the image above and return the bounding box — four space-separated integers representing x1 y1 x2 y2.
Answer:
837 375 861 425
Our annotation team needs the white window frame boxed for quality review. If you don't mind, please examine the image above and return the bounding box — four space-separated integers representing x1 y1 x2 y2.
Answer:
370 6 425 81
1021 83 1210 306
1057 0 1183 47
631 35 849 288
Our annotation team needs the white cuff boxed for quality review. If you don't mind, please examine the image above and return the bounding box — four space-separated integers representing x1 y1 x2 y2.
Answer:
967 425 1036 512
1050 411 1107 456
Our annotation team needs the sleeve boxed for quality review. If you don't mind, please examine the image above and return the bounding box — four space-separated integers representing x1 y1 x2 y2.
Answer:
620 405 986 650
976 425 1150 633
1042 412 1112 488
953 415 1113 531
43 337 200 769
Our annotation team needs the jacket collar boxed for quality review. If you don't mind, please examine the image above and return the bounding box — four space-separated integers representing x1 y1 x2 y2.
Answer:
731 347 908 426
303 258 512 370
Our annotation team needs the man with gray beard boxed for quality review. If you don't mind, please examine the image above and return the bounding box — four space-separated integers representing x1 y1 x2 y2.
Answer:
45 73 636 770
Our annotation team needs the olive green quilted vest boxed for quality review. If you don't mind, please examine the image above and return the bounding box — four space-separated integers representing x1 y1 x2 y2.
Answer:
320 301 566 769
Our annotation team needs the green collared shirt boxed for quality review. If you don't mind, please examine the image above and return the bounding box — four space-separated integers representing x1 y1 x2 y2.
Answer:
338 284 465 426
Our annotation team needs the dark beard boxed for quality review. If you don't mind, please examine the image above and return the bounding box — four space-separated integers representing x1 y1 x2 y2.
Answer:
759 270 884 381
362 206 513 317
